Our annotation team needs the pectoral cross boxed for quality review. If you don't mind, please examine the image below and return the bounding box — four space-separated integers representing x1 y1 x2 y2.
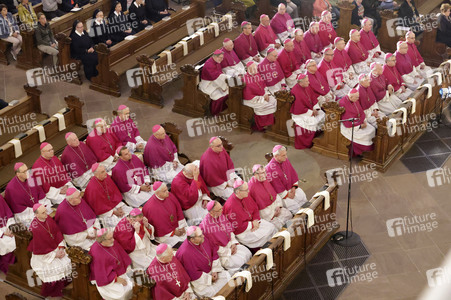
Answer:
133 175 138 182
175 279 181 287
83 218 87 224
170 215 174 222
127 132 131 138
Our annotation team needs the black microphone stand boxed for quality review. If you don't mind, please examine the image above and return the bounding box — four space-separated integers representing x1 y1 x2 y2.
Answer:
333 118 361 247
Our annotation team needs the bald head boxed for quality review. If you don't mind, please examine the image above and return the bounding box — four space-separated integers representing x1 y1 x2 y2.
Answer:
66 132 80 147
223 39 234 51
278 3 286 14
260 15 270 26
94 164 107 180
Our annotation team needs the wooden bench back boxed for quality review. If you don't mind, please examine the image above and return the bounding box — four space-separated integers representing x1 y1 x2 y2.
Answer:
89 0 207 96
0 85 42 119
215 179 339 299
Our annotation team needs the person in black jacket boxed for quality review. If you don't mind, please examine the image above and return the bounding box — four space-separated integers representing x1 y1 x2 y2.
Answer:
60 0 89 12
438 4 451 47
89 9 113 46
145 0 169 22
361 0 381 33
351 0 365 27
70 20 99 80
0 0 17 14
108 1 134 44
128 0 150 32
398 0 423 35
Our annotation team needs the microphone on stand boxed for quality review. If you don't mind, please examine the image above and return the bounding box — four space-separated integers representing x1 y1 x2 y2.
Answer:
339 118 358 122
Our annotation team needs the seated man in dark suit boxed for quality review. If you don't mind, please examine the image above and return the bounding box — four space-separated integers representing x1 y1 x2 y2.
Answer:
145 0 170 22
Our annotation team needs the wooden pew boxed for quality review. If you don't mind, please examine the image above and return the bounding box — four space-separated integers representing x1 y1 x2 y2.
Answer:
129 14 240 107
335 0 359 41
6 224 153 300
160 122 192 165
216 0 247 26
418 14 447 67
310 76 442 171
377 10 405 54
88 0 207 97
172 62 213 117
361 77 442 170
17 0 112 70
0 3 43 65
0 93 87 190
214 173 339 299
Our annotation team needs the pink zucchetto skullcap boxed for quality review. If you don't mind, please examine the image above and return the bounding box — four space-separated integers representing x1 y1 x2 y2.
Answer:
223 38 231 43
40 142 49 150
397 41 406 48
153 181 163 191
213 49 224 55
358 74 367 81
267 48 276 54
91 163 100 173
370 62 377 70
252 164 262 174
130 208 142 217
362 18 371 25
294 28 303 35
260 14 268 20
65 132 74 139
66 187 78 197
273 144 283 153
186 226 197 236
349 88 358 94
309 21 318 27
206 200 216 211
334 37 343 44
323 47 332 53
246 61 255 68
156 243 168 255
241 21 250 27
209 136 218 144
94 118 103 125
305 59 315 66
385 53 393 60
14 162 24 171
116 146 123 155
152 124 162 133
284 38 292 44
297 73 307 80
118 104 127 111
405 31 414 38
321 10 330 16
33 203 42 212
349 29 358 36
233 179 244 189
97 228 108 237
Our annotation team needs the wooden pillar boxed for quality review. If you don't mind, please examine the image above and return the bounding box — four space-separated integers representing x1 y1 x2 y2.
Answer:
311 101 349 160
377 10 401 53
419 16 445 67
335 0 355 41
17 29 41 70
24 84 42 114
65 95 84 126
55 32 82 85
172 64 210 117
89 43 121 96
264 90 294 144
129 55 164 107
